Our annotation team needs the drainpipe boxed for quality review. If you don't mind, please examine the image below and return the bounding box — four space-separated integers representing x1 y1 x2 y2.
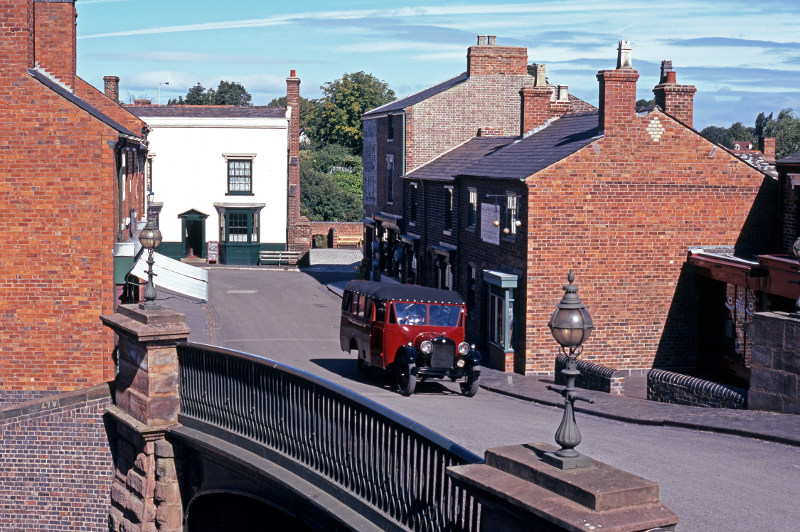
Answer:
401 109 407 176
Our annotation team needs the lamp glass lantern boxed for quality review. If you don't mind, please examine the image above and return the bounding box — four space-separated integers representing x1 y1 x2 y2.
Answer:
138 215 162 311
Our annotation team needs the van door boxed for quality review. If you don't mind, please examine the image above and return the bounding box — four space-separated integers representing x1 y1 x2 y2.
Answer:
370 299 386 369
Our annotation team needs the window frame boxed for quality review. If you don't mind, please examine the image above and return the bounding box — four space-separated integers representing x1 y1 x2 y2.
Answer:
467 188 477 228
444 186 454 233
226 158 254 196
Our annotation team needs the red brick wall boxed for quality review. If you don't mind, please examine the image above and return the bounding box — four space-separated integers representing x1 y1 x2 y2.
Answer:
520 111 768 373
467 45 528 77
0 0 145 394
34 0 76 89
778 161 800 254
407 74 534 171
597 69 639 134
653 83 696 127
286 72 311 252
310 221 363 246
0 384 114 530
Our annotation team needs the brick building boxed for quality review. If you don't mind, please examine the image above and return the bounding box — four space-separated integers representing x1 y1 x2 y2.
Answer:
125 71 308 265
0 0 148 403
361 36 593 279
385 41 776 376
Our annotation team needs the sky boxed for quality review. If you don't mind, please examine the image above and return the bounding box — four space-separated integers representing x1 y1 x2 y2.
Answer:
75 0 800 130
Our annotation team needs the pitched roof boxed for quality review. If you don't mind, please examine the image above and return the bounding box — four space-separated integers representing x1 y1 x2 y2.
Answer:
126 105 286 119
459 111 602 179
27 68 140 138
404 137 515 182
363 73 469 117
733 152 777 178
777 149 800 165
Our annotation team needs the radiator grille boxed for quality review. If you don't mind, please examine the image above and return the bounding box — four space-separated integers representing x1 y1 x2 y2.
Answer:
430 343 454 368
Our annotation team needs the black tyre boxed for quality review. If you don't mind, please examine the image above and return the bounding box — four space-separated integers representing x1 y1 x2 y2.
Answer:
395 362 417 396
460 377 479 397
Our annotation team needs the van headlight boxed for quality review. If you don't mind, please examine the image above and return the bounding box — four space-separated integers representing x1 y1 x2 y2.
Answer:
457 342 470 355
420 340 433 354
456 357 467 368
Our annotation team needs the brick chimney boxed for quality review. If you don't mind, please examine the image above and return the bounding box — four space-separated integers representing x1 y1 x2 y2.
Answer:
652 60 697 127
520 86 554 134
286 70 303 250
0 1 35 72
760 137 776 163
467 35 528 77
104 76 120 103
34 0 77 89
597 41 639 135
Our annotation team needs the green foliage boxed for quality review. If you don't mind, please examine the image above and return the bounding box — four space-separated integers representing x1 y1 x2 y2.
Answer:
701 109 800 159
300 145 363 222
267 95 319 132
636 98 656 107
168 81 252 106
308 71 395 154
755 108 800 159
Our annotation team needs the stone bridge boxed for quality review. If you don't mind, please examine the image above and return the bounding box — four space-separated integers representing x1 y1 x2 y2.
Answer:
100 304 678 532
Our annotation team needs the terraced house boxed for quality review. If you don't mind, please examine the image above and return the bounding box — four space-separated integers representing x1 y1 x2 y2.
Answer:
0 0 148 403
366 40 777 378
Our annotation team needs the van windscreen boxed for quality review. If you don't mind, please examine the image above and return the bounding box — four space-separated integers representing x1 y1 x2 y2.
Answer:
393 303 460 327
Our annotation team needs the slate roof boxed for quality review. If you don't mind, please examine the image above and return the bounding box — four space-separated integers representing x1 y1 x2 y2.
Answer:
459 111 602 180
363 73 469 116
777 149 800 165
404 137 515 182
733 152 778 178
28 68 139 138
127 105 286 118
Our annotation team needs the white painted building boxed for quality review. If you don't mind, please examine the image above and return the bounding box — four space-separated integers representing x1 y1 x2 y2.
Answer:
128 105 291 265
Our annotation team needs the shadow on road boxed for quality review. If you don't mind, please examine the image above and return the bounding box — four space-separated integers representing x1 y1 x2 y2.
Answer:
310 357 466 396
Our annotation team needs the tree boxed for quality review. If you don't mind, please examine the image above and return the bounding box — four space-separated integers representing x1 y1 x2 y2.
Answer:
268 95 319 132
308 72 395 154
168 81 252 106
636 98 656 107
756 108 800 159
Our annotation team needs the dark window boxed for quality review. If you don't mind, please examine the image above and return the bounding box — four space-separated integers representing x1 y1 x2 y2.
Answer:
444 187 453 231
467 264 477 314
227 211 249 242
409 184 418 223
146 157 153 193
227 159 252 194
220 209 260 243
387 157 395 203
387 115 394 140
467 188 477 227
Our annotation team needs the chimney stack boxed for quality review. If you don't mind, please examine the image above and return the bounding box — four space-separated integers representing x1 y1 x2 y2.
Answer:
760 137 776 163
286 70 302 250
520 86 554 134
652 59 697 127
34 0 77 89
597 41 639 135
104 76 120 103
467 35 528 77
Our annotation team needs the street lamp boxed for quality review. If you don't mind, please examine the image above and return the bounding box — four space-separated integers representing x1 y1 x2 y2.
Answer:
545 270 594 469
138 213 162 311
158 81 169 105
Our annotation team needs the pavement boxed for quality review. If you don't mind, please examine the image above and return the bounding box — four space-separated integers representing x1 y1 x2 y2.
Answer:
157 262 800 449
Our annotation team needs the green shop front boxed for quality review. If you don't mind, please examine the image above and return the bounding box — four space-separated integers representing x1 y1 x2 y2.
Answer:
214 202 266 265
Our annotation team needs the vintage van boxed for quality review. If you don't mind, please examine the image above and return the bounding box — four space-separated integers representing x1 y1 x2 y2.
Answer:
340 280 481 396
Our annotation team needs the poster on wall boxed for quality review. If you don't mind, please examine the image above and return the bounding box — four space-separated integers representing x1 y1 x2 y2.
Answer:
480 203 500 245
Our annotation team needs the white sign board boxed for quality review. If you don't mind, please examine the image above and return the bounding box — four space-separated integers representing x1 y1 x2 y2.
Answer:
480 203 500 245
132 252 209 301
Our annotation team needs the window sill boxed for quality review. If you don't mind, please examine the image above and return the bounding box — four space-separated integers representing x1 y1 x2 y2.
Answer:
443 230 453 236
226 192 254 197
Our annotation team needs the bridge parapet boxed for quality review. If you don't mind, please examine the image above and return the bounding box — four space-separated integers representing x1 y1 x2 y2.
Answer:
101 304 190 532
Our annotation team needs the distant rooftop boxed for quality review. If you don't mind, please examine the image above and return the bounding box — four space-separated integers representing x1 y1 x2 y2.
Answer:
127 105 286 119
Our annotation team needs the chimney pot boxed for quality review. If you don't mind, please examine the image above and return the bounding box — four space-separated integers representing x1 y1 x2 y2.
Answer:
487 35 496 45
660 60 673 83
477 35 487 45
533 63 547 87
290 69 296 77
665 71 677 83
557 84 569 101
103 75 120 103
616 40 633 69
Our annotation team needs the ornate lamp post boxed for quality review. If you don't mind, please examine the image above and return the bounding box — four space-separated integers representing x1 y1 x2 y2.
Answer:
138 214 162 311
545 270 595 469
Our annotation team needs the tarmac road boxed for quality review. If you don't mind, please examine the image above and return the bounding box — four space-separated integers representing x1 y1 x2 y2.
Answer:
205 267 800 532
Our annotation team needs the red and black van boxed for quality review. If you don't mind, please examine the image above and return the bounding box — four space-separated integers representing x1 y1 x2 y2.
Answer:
340 280 481 396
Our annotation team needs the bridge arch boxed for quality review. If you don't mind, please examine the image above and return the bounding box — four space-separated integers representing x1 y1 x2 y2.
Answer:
185 491 313 532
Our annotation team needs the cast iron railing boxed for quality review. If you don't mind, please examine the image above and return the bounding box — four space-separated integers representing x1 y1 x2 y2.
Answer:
177 342 482 531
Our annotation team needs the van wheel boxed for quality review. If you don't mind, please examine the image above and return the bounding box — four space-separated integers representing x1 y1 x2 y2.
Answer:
460 377 479 397
357 356 370 380
395 362 416 396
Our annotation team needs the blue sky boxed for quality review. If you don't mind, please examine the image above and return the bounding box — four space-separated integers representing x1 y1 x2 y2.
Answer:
75 0 800 130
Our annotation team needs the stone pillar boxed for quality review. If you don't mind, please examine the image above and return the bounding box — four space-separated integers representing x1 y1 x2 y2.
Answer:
101 304 190 532
748 311 800 414
448 442 678 531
